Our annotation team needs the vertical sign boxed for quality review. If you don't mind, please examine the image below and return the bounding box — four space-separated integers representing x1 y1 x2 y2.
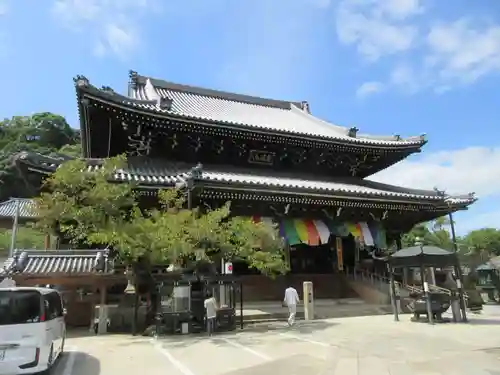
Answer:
225 262 233 274
336 237 344 271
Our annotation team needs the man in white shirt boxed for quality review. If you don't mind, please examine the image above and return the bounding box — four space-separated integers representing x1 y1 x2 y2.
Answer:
204 291 218 336
283 286 300 327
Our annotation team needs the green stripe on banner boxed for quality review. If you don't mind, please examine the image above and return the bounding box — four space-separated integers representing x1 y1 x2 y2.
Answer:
283 219 301 245
326 220 349 237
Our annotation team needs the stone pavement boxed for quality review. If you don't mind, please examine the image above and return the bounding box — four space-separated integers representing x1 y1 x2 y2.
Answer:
239 298 390 321
51 305 500 375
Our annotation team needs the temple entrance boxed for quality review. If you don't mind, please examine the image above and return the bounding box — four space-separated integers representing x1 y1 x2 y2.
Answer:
289 244 333 273
290 235 356 273
233 234 357 275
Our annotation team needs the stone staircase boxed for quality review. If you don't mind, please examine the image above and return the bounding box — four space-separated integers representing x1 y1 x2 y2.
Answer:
239 298 391 323
345 268 474 315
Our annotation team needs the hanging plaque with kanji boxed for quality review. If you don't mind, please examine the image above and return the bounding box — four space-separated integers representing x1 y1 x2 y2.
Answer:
336 237 344 271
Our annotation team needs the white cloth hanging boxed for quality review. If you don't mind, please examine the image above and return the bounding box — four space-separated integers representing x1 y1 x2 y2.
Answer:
359 222 374 246
313 220 331 244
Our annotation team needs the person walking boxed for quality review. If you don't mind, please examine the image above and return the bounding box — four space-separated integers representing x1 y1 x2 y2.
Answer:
204 291 218 336
283 285 300 327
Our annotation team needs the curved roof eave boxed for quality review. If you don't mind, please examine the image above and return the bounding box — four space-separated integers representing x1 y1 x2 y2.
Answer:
74 75 427 150
14 151 476 210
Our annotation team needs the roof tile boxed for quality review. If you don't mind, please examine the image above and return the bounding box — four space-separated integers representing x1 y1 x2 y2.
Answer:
0 198 36 219
1 249 113 276
16 152 476 206
126 79 425 147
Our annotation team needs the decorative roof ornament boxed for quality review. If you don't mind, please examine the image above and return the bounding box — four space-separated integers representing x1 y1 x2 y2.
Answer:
100 86 114 94
301 101 311 113
394 134 401 141
190 163 203 179
129 70 139 89
348 127 358 138
73 75 89 88
159 97 173 110
433 187 446 197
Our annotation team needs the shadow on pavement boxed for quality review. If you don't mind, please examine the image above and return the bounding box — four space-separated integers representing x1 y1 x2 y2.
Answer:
466 318 500 326
155 320 337 348
66 328 95 339
53 352 101 375
244 320 337 334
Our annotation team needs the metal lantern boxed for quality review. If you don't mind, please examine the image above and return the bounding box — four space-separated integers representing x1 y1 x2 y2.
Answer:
124 269 136 294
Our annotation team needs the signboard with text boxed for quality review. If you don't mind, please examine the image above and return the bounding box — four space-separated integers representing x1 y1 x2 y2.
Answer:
336 237 344 271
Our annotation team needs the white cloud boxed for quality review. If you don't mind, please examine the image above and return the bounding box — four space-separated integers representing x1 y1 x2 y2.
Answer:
425 19 500 87
356 81 384 97
335 0 421 61
51 0 158 58
370 147 500 233
370 146 500 198
339 2 500 95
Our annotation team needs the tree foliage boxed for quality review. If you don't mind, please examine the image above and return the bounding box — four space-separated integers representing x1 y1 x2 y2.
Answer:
403 218 500 268
0 227 47 257
0 112 81 201
33 157 287 276
401 217 454 251
34 155 135 244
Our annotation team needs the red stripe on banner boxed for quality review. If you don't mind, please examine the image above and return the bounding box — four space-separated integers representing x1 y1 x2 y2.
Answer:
304 220 320 246
355 223 364 244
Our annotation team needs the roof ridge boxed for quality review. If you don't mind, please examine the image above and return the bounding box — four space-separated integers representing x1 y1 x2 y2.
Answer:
133 73 303 110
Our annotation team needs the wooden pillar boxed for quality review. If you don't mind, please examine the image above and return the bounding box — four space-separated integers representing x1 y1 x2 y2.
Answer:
44 234 50 250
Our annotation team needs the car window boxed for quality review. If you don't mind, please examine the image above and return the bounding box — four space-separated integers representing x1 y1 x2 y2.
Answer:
0 290 42 325
44 291 64 320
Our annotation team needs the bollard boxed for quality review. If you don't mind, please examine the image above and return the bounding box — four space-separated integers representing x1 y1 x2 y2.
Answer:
303 281 314 321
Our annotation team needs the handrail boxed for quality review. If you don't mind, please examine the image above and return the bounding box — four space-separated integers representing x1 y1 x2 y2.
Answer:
348 268 469 300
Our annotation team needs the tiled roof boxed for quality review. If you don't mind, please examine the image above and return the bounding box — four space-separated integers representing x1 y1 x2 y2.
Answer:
77 74 426 147
1 249 113 276
0 198 37 219
15 152 477 206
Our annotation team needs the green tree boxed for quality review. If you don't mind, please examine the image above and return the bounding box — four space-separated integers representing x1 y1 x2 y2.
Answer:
0 226 47 256
33 157 287 276
458 228 500 269
0 113 81 201
402 217 454 250
54 143 82 158
33 155 134 246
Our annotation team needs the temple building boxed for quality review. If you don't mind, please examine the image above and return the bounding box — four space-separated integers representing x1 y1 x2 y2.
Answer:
13 71 476 301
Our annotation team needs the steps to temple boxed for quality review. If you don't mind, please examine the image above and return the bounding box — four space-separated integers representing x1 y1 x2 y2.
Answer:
239 273 358 302
238 299 391 323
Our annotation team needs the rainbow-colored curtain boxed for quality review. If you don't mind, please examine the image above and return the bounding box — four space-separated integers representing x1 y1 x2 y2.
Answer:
250 216 385 248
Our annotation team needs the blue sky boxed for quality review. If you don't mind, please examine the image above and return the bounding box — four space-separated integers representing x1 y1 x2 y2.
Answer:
0 0 499 235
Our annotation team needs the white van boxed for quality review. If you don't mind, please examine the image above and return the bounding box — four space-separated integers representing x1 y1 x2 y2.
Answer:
0 287 66 375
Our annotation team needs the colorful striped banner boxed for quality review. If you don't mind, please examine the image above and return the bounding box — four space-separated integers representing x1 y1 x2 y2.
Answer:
282 220 301 245
304 220 320 246
249 216 385 249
